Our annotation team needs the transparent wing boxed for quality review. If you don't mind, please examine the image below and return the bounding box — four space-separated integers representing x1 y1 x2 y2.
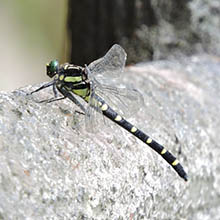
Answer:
93 82 144 117
84 102 100 133
88 44 127 83
85 61 144 121
84 83 144 133
84 83 106 133
84 44 143 132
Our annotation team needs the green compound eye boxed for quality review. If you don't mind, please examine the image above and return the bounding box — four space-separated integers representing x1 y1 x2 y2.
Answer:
46 60 59 78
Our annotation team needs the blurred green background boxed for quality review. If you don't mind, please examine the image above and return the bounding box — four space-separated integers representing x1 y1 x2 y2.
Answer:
0 0 67 91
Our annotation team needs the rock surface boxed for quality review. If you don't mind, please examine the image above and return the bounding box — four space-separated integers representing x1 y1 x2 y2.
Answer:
0 55 220 219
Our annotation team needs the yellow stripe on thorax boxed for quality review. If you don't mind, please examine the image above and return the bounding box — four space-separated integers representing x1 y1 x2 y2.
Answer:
84 95 90 103
72 88 89 98
64 76 82 83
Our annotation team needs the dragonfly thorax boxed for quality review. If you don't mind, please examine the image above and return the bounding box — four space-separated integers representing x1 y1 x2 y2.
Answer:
55 63 91 99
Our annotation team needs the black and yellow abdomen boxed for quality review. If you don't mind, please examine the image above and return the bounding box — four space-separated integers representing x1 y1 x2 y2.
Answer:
96 97 188 181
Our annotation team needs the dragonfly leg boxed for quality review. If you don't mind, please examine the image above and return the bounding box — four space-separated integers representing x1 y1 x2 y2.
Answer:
28 80 64 103
57 87 86 113
28 81 55 95
53 83 58 97
74 110 85 115
36 96 66 104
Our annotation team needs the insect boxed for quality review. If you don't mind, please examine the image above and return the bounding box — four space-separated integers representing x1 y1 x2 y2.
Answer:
30 44 188 181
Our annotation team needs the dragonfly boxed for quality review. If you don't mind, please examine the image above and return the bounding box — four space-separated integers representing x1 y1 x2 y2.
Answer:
29 44 188 181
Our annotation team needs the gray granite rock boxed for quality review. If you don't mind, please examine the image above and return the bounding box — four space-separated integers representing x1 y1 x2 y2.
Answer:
0 55 219 219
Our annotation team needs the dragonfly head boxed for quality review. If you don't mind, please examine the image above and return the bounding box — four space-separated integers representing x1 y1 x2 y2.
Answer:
46 60 59 78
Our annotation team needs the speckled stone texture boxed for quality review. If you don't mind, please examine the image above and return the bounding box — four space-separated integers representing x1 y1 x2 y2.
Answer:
0 55 220 219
